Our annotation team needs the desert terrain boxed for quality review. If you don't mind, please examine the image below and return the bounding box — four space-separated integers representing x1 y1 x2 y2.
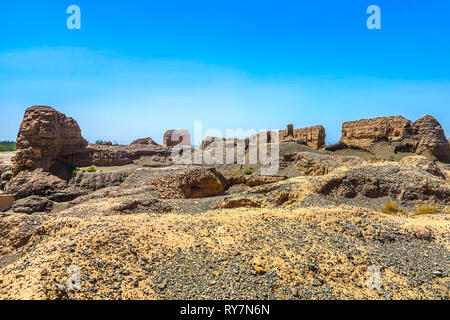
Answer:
0 152 14 166
0 106 448 300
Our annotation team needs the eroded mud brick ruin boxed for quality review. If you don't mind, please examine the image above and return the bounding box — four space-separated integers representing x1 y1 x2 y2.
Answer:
163 129 191 148
0 105 449 300
279 124 326 149
12 106 89 177
340 115 450 161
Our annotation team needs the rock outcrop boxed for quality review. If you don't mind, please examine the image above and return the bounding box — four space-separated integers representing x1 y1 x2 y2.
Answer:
0 165 12 191
180 168 227 198
163 129 191 148
12 106 89 177
7 167 131 201
12 196 53 214
68 170 131 193
7 169 67 200
341 116 413 147
143 168 227 199
340 115 450 162
317 163 450 203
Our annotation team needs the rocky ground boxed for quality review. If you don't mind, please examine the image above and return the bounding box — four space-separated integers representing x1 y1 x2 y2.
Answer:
0 144 448 300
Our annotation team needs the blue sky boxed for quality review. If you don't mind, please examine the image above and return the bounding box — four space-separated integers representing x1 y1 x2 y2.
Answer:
0 0 449 144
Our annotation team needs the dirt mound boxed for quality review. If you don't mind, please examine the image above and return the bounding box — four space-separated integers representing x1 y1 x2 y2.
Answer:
130 137 159 146
12 196 54 214
399 155 445 178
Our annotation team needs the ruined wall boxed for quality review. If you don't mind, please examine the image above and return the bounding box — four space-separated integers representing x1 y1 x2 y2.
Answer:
279 125 326 149
12 106 88 177
413 115 450 161
340 116 413 148
339 115 450 162
85 144 168 166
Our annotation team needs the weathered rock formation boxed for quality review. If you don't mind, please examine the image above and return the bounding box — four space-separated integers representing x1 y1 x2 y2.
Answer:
0 212 48 255
399 155 445 179
12 106 89 178
12 196 53 214
180 168 227 198
340 115 450 162
163 129 191 148
142 168 227 199
341 116 412 147
0 165 12 191
8 169 68 200
69 170 131 193
284 152 365 176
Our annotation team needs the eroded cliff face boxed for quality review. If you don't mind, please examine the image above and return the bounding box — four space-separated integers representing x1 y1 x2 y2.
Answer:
340 115 450 162
12 106 88 177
